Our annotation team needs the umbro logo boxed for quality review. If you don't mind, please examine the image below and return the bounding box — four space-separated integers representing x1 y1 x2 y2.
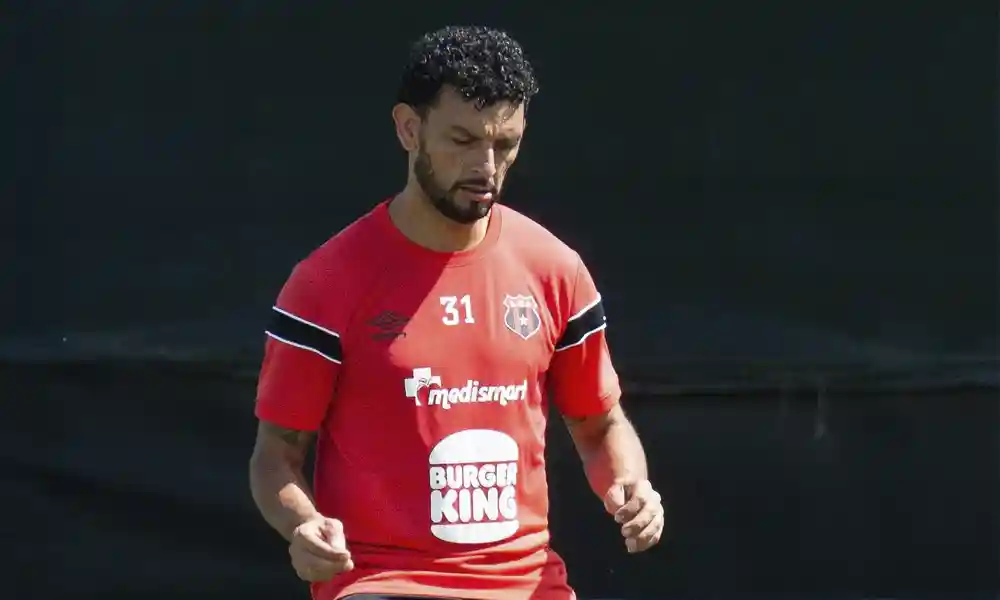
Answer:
368 310 409 341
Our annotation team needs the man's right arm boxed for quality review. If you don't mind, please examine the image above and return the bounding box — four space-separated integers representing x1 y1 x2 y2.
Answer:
249 259 346 541
249 422 320 541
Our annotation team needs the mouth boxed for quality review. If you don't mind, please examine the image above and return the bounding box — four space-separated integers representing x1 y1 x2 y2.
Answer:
458 187 495 202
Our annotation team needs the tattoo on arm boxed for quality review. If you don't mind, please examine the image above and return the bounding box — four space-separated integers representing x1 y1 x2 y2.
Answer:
257 422 316 464
264 423 315 447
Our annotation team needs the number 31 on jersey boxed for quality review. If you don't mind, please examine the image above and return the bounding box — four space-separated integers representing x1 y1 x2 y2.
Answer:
441 295 475 326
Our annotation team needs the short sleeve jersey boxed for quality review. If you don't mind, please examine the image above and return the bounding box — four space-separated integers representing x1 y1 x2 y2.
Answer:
256 200 621 600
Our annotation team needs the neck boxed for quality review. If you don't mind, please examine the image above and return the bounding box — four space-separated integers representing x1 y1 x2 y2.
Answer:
389 182 491 253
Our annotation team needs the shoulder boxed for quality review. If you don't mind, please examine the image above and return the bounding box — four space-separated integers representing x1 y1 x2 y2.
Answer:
277 203 386 327
293 203 386 282
497 205 604 329
498 204 582 278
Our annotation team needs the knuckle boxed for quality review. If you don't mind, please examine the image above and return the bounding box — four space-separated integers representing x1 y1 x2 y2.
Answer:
326 517 344 532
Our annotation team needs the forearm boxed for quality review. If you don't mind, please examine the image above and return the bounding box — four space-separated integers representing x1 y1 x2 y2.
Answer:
249 456 320 541
574 414 648 499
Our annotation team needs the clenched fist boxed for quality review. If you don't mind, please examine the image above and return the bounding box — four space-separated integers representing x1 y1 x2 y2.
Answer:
289 516 354 582
604 479 665 553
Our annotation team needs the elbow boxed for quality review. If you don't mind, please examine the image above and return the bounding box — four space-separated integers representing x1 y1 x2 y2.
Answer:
248 453 269 501
248 451 299 515
249 448 305 484
248 446 268 471
248 447 268 483
567 410 624 452
570 423 615 464
248 450 288 494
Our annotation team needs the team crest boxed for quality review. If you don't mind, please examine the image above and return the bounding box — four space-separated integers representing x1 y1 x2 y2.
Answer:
502 294 542 340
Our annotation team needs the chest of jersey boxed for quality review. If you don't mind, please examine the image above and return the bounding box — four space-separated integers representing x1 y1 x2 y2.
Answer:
344 258 558 415
312 220 571 548
325 255 556 529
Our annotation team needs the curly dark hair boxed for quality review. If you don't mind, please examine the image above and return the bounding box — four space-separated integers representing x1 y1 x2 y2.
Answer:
396 25 539 113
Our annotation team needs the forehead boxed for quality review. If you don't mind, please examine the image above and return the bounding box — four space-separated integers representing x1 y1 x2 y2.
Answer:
425 87 525 137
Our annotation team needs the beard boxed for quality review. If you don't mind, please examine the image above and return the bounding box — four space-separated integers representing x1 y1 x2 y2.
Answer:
413 145 500 225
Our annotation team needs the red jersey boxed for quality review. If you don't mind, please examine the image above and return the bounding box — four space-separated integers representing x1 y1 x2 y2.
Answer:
255 200 621 600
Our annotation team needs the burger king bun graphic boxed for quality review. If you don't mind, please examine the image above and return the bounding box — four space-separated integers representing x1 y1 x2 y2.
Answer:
428 429 520 544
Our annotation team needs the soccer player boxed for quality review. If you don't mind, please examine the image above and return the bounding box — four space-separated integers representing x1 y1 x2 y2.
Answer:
249 25 664 600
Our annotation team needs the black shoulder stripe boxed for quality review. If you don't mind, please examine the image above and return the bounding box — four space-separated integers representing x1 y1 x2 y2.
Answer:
555 296 607 351
265 306 343 364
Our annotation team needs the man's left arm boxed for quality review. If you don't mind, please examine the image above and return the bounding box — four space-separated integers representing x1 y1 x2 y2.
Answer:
563 405 647 506
547 258 664 553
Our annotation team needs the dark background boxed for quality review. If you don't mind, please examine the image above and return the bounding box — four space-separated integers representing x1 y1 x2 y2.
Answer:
5 2 997 599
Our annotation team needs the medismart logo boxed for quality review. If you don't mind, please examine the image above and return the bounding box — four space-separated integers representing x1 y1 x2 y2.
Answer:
403 367 527 409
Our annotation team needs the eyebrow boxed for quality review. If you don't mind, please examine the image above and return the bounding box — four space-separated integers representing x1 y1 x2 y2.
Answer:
448 125 519 142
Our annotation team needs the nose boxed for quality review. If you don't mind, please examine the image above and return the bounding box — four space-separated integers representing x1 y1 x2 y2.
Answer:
468 146 497 180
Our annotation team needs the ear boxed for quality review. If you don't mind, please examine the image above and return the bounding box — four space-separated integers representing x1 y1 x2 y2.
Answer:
392 103 421 153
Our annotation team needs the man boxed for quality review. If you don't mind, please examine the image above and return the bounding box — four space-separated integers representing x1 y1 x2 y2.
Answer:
249 25 663 600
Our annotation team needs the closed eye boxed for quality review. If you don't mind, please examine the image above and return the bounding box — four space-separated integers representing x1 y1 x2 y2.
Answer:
496 138 519 152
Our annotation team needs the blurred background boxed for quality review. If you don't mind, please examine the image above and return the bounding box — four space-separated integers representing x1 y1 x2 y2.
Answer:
4 2 997 599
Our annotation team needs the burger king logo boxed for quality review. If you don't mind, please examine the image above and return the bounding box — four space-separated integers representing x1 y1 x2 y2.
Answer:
427 429 519 544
